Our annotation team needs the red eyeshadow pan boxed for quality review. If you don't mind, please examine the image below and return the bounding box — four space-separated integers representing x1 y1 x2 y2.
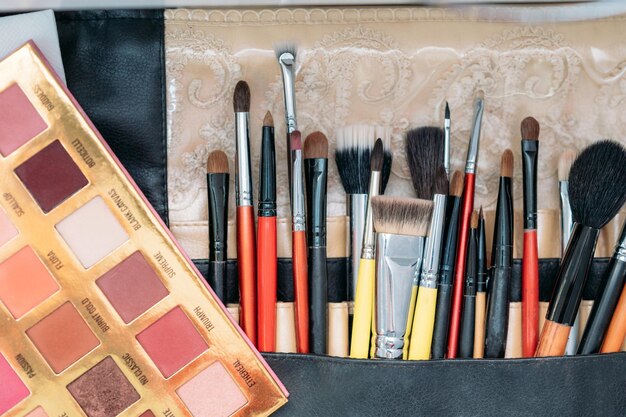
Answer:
0 352 30 414
15 140 88 213
0 83 47 156
136 307 208 378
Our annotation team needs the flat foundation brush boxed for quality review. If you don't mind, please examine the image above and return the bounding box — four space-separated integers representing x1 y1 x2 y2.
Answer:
459 211 479 358
536 140 626 357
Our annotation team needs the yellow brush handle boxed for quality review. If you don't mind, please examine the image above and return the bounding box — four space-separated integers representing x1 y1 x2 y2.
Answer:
408 287 438 360
350 258 376 359
403 285 419 359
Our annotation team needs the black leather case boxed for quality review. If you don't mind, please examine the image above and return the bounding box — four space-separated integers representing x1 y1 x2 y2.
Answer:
55 10 626 417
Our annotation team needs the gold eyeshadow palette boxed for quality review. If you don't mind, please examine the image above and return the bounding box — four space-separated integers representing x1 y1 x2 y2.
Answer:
0 42 287 417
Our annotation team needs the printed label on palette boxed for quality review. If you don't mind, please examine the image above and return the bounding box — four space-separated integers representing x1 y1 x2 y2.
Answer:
121 353 150 386
15 353 37 379
80 298 111 333
3 192 25 217
108 188 142 231
71 138 96 168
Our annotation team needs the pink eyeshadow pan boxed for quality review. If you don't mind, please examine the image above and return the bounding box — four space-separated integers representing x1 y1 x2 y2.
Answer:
136 307 208 378
96 251 169 323
0 207 18 246
0 351 30 414
24 406 49 417
0 83 47 156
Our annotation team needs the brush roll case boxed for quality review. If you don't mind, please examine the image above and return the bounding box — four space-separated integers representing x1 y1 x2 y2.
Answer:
52 9 626 417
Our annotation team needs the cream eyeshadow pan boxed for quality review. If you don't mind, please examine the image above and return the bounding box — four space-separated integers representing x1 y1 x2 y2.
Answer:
0 42 287 417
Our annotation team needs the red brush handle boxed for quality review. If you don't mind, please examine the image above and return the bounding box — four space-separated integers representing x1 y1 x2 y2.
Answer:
257 216 277 352
237 205 257 346
447 172 475 358
292 230 310 353
522 229 539 357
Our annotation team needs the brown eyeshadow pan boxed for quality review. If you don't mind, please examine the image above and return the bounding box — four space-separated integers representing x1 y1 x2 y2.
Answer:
67 356 139 417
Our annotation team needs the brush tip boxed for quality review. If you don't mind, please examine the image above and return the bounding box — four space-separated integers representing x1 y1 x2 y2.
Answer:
371 196 433 237
263 111 274 127
445 102 450 118
207 150 229 174
274 41 297 61
303 131 328 159
450 171 464 197
405 126 445 200
290 130 302 151
233 80 250 113
501 149 514 178
433 166 449 196
371 138 384 172
558 149 577 181
471 210 479 229
521 116 540 141
479 206 484 220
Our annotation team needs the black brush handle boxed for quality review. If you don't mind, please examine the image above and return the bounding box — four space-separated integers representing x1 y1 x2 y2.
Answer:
521 140 538 230
431 282 452 359
208 260 227 303
309 245 328 354
578 257 626 354
458 294 476 358
484 266 511 358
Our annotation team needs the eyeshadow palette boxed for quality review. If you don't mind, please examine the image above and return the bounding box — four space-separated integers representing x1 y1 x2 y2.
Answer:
0 42 287 417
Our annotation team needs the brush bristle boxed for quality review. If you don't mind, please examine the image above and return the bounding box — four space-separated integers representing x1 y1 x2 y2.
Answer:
471 210 479 229
207 150 229 174
335 125 376 194
501 149 514 178
405 126 444 200
233 81 250 113
371 196 433 237
521 116 540 141
445 102 450 119
371 139 384 172
479 206 484 220
263 111 274 127
433 166 449 196
569 140 626 229
303 131 328 159
290 131 302 151
274 41 297 62
450 171 464 197
558 150 577 182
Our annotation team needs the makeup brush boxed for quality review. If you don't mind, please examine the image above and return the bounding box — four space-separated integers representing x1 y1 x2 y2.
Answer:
290 130 309 353
444 102 451 176
484 149 514 358
431 170 464 359
473 207 487 358
350 139 384 359
448 94 484 358
521 116 540 357
459 211 479 358
233 80 257 345
536 140 626 357
304 131 329 354
559 150 578 355
408 167 448 360
600 282 626 353
206 150 229 303
578 219 626 354
371 196 433 359
257 111 277 352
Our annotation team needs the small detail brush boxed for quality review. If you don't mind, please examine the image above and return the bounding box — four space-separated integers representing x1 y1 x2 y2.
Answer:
459 210 479 358
473 207 487 358
536 140 626 357
444 102 451 176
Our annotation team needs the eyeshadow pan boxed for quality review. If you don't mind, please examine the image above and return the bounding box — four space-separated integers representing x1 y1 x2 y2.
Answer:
0 83 47 156
0 246 59 319
177 362 247 417
0 207 18 246
15 140 88 213
26 302 100 373
56 196 128 268
24 406 49 417
96 251 168 323
136 307 208 378
0 352 30 414
67 356 139 417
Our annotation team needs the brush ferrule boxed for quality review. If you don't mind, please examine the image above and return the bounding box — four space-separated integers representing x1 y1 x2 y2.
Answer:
291 149 306 232
417 194 446 289
374 233 425 359
614 221 626 262
258 125 277 217
465 97 484 174
559 181 573 256
522 139 538 230
361 171 381 260
278 53 297 133
464 228 478 296
477 215 487 292
305 158 328 247
444 118 451 176
235 112 253 207
348 194 368 301
493 176 513 268
207 173 229 263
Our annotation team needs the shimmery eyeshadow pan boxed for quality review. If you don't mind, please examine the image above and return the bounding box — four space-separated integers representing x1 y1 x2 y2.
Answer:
56 196 128 268
0 83 47 156
15 140 88 213
136 307 208 378
26 302 100 373
177 362 247 417
24 406 49 417
67 356 139 417
0 352 30 414
0 208 18 246
96 251 169 323
0 246 59 319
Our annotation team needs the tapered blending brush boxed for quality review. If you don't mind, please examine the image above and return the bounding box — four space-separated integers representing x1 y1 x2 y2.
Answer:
600 283 626 353
408 167 448 360
521 116 540 357
484 149 514 358
444 102 451 176
431 171 464 359
459 211 479 358
536 140 626 357
206 150 230 303
559 150 578 355
257 111 277 352
473 207 487 358
304 131 329 354
350 139 384 359
233 80 257 345
371 196 433 359
448 94 485 358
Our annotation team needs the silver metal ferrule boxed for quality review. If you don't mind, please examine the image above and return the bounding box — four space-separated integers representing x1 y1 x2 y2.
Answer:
614 220 626 262
444 118 451 176
465 96 484 174
291 149 306 232
278 53 297 133
360 172 381 261
348 193 368 300
235 111 253 207
417 194 447 289
559 181 574 256
374 233 425 359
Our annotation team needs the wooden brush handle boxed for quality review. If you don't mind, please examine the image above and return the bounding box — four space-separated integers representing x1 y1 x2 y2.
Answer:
535 320 570 357
601 283 626 353
473 291 486 358
522 230 539 357
292 230 309 353
237 205 257 346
